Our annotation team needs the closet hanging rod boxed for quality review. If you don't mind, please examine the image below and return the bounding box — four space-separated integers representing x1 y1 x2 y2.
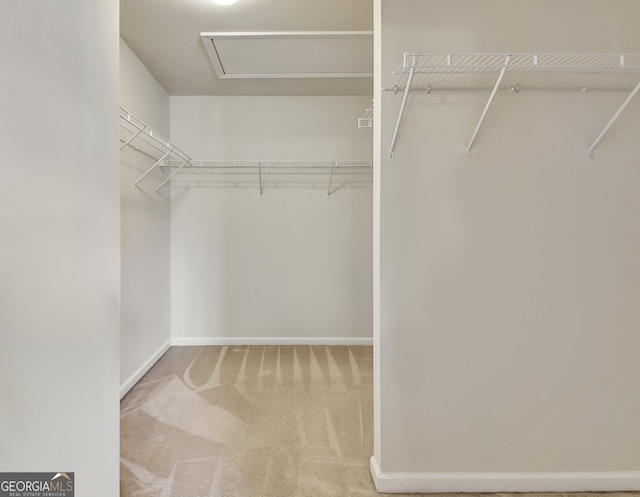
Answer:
118 140 157 161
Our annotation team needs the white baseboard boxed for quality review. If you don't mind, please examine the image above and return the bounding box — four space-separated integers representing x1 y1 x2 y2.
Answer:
171 336 373 346
370 456 640 493
120 339 171 399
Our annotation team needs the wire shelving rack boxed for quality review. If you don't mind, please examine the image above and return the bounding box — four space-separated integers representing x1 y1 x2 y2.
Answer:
163 160 373 196
119 107 192 191
384 53 640 159
120 107 372 196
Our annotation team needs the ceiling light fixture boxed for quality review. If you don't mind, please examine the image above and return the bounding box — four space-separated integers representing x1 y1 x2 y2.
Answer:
213 0 238 5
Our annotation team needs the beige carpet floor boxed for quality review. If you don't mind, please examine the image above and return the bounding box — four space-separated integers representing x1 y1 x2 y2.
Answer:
121 345 377 497
121 345 638 497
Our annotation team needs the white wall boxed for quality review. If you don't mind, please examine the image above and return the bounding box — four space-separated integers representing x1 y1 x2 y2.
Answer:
0 1 119 494
374 0 640 491
170 96 373 343
120 40 170 136
119 40 171 395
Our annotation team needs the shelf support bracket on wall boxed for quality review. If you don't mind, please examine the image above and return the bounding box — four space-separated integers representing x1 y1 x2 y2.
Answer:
258 162 263 196
587 79 640 159
121 107 192 190
327 162 336 197
120 129 143 151
388 56 417 161
466 54 511 156
134 150 171 187
155 160 189 192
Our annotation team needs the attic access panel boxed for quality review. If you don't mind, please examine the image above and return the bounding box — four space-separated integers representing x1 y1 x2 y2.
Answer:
201 31 373 79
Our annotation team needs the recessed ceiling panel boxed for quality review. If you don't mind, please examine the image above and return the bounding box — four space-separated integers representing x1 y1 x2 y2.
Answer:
201 31 373 79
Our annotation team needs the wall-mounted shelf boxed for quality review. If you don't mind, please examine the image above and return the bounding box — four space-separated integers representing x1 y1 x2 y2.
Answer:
384 53 640 159
358 101 374 128
163 160 372 197
119 106 192 191
120 107 371 196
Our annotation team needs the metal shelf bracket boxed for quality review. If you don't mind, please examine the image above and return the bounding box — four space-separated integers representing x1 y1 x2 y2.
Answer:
120 106 192 191
121 128 143 151
587 79 640 159
156 160 190 192
388 55 417 160
134 150 171 187
466 54 511 156
358 101 374 128
328 162 336 197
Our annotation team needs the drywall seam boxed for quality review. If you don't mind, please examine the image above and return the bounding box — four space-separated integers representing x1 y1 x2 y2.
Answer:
370 456 640 493
119 339 171 399
171 337 373 346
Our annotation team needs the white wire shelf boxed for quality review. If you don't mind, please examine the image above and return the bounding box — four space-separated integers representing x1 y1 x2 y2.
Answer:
120 105 371 196
119 106 192 191
385 53 640 92
358 102 374 128
163 160 372 196
385 52 640 160
163 160 372 173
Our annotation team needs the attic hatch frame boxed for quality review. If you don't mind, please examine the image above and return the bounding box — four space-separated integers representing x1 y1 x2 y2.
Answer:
384 52 640 160
120 107 372 198
200 31 374 79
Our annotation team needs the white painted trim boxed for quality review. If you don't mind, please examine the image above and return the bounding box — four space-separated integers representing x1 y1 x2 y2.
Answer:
171 336 373 346
200 31 373 80
370 456 640 494
200 31 375 38
119 339 171 399
372 0 382 465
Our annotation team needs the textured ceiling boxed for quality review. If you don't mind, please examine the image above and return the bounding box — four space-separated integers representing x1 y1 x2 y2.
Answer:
120 0 374 96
